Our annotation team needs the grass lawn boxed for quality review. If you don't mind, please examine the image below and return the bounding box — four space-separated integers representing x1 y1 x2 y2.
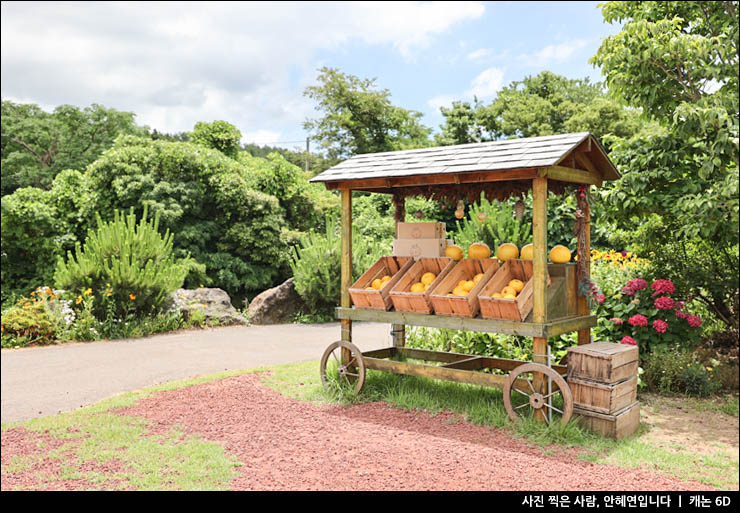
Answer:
2 361 738 490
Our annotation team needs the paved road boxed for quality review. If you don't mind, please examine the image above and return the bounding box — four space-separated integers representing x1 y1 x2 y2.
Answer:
1 322 392 423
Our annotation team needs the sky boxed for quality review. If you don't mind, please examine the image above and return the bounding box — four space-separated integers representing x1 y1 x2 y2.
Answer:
1 1 623 152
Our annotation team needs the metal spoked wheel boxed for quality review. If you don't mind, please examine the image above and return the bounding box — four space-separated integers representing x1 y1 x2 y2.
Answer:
503 363 573 426
319 340 366 395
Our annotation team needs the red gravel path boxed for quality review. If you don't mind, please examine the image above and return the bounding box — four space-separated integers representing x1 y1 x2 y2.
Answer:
3 373 715 491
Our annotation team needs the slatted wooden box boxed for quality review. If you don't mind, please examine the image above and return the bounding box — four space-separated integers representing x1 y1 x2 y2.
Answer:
478 260 543 321
389 257 456 314
348 256 414 311
567 342 639 384
574 401 640 439
429 259 499 317
568 375 637 415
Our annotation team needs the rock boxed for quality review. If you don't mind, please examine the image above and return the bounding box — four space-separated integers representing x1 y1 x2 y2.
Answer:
168 288 247 326
246 278 308 325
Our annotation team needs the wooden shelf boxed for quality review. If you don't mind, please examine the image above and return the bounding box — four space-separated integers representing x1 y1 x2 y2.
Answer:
335 307 596 339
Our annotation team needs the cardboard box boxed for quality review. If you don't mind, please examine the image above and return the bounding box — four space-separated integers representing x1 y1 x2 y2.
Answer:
396 222 446 239
393 238 446 259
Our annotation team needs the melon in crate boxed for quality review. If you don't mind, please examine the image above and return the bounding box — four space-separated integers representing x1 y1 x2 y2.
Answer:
389 257 456 314
429 259 499 317
478 260 547 321
348 256 413 310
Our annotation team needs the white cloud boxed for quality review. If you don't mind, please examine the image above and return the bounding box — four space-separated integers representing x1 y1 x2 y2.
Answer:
0 2 485 139
520 39 588 66
466 48 492 61
468 67 505 98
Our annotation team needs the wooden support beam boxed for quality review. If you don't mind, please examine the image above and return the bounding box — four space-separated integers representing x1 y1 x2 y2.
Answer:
532 176 549 423
326 168 539 191
577 188 591 346
340 189 352 357
392 193 406 348
544 165 601 187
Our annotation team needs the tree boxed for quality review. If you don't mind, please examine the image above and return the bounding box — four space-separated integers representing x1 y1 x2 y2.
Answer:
591 1 739 333
1 101 147 195
303 67 432 161
190 120 242 159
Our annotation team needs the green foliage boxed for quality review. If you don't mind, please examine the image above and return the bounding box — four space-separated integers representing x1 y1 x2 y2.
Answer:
641 345 720 396
303 67 432 161
290 216 391 314
189 120 242 158
1 100 147 195
86 134 291 300
54 208 197 319
452 194 531 252
592 1 739 332
0 296 56 348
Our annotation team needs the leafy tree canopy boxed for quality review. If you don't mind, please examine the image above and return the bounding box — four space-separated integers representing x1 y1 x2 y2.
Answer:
1 101 147 195
303 67 432 161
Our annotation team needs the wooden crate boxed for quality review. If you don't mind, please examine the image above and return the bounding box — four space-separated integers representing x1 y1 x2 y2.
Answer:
574 401 640 439
348 256 414 311
567 342 639 384
568 375 637 415
429 259 499 317
478 260 542 321
389 257 456 314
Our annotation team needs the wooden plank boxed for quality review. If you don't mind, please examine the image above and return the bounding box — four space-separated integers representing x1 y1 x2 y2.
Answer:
327 168 539 190
544 315 598 338
362 348 396 359
577 189 591 345
363 356 531 392
335 307 548 337
341 189 352 347
569 376 638 415
545 165 601 186
441 356 484 369
532 176 548 323
574 401 640 439
392 194 406 347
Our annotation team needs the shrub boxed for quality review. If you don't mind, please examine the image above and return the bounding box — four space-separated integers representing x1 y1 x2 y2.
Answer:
290 216 390 314
452 194 531 252
54 208 198 320
0 295 56 348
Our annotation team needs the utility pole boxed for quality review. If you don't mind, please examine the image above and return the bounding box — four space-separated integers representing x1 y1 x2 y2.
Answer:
305 136 310 174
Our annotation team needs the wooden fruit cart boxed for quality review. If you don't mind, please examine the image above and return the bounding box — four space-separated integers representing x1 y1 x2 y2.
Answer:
309 132 620 425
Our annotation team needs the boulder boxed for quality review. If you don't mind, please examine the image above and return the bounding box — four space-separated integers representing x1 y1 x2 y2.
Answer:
168 288 247 326
246 278 308 325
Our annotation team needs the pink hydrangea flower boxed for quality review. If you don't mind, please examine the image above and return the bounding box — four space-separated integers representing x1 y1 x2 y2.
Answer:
651 279 675 297
596 293 605 305
621 285 636 297
675 300 685 310
621 336 637 346
687 315 702 328
652 319 668 333
675 310 688 319
654 296 675 310
628 314 648 327
626 278 648 291
610 317 624 326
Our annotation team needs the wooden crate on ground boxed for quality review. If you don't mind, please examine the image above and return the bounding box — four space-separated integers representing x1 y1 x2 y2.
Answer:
568 375 637 415
574 401 640 439
348 256 414 311
567 342 639 384
478 259 544 321
389 257 456 314
429 259 499 317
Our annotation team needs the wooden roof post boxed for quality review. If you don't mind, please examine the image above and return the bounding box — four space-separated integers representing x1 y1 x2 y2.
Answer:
392 193 406 348
532 175 548 422
341 188 353 357
577 186 591 345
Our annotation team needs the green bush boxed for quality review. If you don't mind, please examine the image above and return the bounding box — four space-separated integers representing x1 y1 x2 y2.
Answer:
452 194 531 252
0 295 56 348
290 216 390 315
640 345 721 396
190 120 242 158
54 208 198 320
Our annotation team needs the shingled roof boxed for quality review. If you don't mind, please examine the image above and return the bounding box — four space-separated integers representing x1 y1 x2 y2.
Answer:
310 132 619 189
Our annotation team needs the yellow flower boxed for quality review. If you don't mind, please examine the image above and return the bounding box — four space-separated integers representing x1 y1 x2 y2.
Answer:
75 296 83 305
129 294 136 301
706 366 713 371
84 288 93 296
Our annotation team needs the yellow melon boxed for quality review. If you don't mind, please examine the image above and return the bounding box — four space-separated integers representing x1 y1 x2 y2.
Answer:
421 272 436 285
372 279 383 290
473 273 484 283
452 286 467 296
468 242 491 259
508 279 524 293
492 292 503 298
520 243 533 260
410 282 425 293
381 275 391 282
496 243 519 261
501 286 517 297
549 245 572 264
503 293 517 299
445 245 464 261
462 280 475 292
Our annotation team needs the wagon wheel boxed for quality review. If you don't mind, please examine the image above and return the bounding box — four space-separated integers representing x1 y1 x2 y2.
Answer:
319 341 366 394
504 363 573 426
